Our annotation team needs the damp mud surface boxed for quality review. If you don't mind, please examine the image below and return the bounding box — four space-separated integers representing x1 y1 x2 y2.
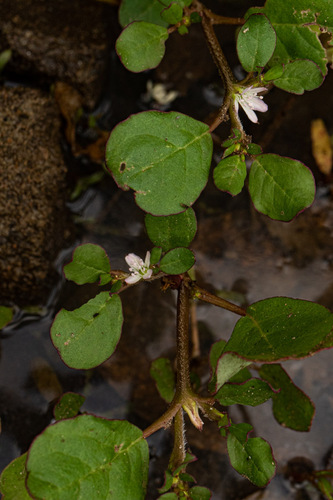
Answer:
0 1 333 499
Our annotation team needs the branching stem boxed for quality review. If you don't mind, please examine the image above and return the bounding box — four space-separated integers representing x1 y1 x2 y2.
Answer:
192 284 247 316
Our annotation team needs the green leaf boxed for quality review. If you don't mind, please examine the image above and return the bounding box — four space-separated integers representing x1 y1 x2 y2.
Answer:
216 378 275 406
161 3 183 25
64 244 111 285
246 143 262 155
255 0 331 74
119 0 168 28
116 22 169 72
221 297 333 362
0 305 13 329
54 392 85 421
259 364 315 431
26 416 148 500
159 494 178 500
51 292 123 369
208 339 227 392
227 423 276 487
262 64 284 82
214 155 247 196
248 154 315 221
150 246 163 265
237 14 276 72
189 485 212 499
159 248 195 274
150 357 175 403
145 208 197 251
273 59 324 94
216 354 252 390
0 453 31 500
106 111 212 215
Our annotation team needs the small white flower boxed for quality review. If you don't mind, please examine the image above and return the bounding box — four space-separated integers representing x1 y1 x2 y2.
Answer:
125 251 152 284
234 86 268 124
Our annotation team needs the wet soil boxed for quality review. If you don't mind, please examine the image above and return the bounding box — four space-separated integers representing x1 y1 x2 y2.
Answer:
0 1 333 499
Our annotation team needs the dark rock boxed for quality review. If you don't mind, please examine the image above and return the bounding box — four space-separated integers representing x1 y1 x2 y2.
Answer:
0 86 71 306
0 0 116 109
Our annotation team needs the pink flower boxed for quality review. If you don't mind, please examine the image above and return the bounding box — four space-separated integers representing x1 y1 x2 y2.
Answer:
234 86 268 123
125 252 152 284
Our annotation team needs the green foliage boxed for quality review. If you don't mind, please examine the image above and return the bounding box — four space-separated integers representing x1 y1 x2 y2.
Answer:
227 423 276 487
216 378 275 406
145 208 197 251
237 14 276 72
150 357 176 403
213 155 247 196
26 416 149 500
51 292 123 369
160 248 195 274
0 453 30 500
64 243 111 285
0 305 13 329
221 298 333 362
161 3 184 24
116 22 169 72
54 392 85 421
259 364 315 430
249 154 315 221
247 0 332 74
273 59 324 93
119 0 168 28
105 111 212 215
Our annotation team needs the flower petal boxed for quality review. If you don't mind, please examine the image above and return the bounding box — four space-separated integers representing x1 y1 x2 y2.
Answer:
240 99 259 123
125 273 142 284
142 269 153 280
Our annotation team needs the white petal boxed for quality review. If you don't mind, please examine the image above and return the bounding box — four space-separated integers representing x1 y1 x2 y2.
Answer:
240 100 258 123
125 273 142 284
249 97 268 113
125 253 141 268
144 251 151 268
252 87 267 94
142 269 153 280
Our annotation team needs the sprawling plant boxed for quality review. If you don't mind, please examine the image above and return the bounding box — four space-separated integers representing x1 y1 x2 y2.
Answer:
1 0 333 498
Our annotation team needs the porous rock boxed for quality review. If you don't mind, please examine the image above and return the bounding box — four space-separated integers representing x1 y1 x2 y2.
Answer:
0 0 114 109
0 86 70 305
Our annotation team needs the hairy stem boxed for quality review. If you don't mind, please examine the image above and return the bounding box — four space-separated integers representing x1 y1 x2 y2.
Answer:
175 278 192 396
192 284 246 316
169 409 186 471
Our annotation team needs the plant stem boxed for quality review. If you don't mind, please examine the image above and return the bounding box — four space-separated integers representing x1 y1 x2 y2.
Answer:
143 403 181 438
169 409 186 471
174 278 192 396
192 284 246 316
